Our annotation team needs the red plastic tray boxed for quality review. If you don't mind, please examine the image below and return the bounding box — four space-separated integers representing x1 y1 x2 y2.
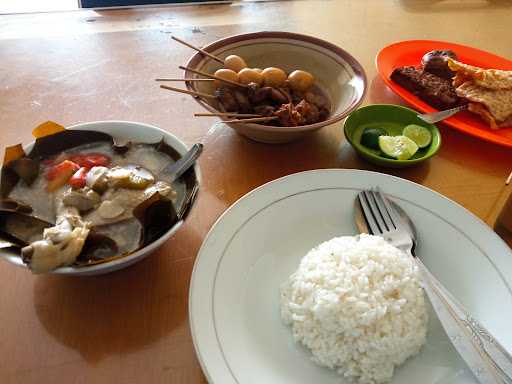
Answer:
377 40 512 147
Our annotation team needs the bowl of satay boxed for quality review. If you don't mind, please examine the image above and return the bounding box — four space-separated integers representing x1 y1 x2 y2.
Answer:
160 32 367 144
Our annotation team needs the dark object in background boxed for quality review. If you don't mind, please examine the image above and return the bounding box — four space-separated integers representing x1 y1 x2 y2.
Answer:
80 0 221 8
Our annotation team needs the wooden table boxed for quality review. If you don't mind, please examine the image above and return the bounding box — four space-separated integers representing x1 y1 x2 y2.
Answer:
1 1 511 383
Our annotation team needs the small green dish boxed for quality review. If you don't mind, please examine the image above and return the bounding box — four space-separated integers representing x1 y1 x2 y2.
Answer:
344 104 441 168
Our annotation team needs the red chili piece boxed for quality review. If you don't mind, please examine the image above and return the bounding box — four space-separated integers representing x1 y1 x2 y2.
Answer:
46 160 80 181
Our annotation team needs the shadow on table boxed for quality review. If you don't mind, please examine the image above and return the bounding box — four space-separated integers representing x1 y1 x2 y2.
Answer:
200 105 432 192
435 124 512 171
368 75 404 106
32 244 190 363
200 120 345 197
398 0 512 13
337 139 432 185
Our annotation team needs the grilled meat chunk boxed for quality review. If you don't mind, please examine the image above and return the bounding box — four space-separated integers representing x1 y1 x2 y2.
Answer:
275 103 306 127
390 66 463 110
215 87 239 112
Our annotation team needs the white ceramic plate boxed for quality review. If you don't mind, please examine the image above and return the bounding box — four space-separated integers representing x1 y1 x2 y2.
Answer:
190 169 512 384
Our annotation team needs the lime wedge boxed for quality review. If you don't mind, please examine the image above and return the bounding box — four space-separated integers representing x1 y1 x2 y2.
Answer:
403 124 432 148
378 135 419 160
361 127 387 150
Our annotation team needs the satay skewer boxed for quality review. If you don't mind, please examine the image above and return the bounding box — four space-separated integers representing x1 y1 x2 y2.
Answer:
179 65 248 89
506 170 512 185
159 85 216 99
155 78 215 82
195 112 262 117
172 36 224 64
223 116 279 124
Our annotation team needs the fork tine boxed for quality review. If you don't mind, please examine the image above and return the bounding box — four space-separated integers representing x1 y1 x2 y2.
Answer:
363 190 387 233
357 192 381 235
370 188 395 231
374 187 401 228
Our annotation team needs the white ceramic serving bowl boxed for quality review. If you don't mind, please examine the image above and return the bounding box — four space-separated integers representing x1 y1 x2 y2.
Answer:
185 31 367 144
2 121 201 276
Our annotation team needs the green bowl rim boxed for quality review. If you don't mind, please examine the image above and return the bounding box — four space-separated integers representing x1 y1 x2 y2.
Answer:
343 104 441 165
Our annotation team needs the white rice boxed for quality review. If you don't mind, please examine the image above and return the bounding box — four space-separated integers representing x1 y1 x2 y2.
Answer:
280 234 427 384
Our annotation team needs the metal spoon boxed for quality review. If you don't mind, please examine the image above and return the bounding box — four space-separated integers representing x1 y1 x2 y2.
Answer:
160 143 203 183
418 104 468 124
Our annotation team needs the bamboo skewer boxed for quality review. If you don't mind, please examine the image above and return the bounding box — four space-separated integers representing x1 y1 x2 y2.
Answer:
159 85 216 99
172 36 224 64
195 112 262 118
506 170 512 185
155 78 214 82
222 116 279 124
179 65 248 88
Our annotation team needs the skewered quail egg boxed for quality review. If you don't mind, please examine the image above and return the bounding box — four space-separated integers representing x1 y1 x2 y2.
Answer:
224 55 247 72
261 67 287 87
287 70 315 92
213 68 239 88
238 68 264 86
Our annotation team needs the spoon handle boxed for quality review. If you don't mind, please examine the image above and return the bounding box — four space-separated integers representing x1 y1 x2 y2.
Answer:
163 143 203 183
417 104 468 124
414 256 512 383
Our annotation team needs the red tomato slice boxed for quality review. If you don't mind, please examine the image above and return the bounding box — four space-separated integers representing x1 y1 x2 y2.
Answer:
46 160 80 181
68 153 111 169
46 160 80 192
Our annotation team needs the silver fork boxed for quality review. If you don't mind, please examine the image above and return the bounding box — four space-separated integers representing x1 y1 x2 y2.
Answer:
356 188 512 384
417 104 468 124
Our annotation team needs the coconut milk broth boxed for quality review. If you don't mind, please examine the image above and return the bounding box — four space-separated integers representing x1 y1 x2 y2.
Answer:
8 141 185 224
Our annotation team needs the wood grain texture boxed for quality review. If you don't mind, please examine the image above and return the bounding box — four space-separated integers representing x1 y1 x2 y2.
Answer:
1 1 512 383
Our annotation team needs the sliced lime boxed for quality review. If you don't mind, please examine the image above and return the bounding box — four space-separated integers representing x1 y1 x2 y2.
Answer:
378 135 419 160
403 124 432 148
360 127 387 150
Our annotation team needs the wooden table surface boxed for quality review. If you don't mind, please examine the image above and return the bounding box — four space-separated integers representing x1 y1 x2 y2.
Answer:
1 1 512 383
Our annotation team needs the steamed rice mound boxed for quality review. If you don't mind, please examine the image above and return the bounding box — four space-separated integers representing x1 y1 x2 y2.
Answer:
280 234 427 384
